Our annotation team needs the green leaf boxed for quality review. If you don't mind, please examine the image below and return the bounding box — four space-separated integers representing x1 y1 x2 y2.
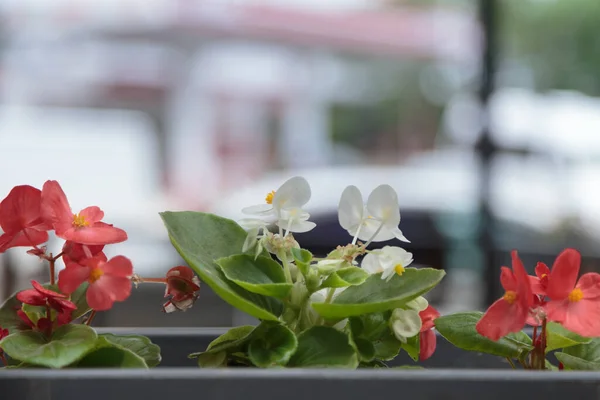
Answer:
75 337 148 368
557 338 600 370
70 282 92 320
359 312 391 342
288 326 358 368
291 248 312 277
248 323 298 367
391 365 425 370
401 334 420 362
374 333 403 361
160 211 283 321
312 268 445 319
434 312 533 359
353 338 376 362
321 267 369 289
100 334 161 367
0 324 98 368
197 351 227 368
545 322 591 353
189 325 255 359
216 255 293 299
0 290 30 333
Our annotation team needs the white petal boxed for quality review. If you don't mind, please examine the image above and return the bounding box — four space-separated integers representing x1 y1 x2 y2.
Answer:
242 204 274 216
390 309 422 341
278 219 316 233
272 176 311 212
238 218 267 230
280 207 310 221
405 296 428 312
242 228 259 252
357 218 395 242
338 185 364 231
366 184 400 225
361 252 383 274
392 228 411 243
382 267 396 281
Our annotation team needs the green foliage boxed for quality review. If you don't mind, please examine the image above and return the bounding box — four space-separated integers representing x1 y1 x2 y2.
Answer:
556 338 600 370
248 322 298 367
288 326 358 368
99 334 161 367
545 322 591 353
75 336 148 368
321 267 370 289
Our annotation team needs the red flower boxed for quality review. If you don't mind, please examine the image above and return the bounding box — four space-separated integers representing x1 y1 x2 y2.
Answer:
0 185 51 252
544 249 600 337
58 255 133 311
476 250 534 341
162 266 200 313
40 180 127 245
62 241 106 265
529 262 550 296
0 326 8 340
419 305 440 361
16 280 76 315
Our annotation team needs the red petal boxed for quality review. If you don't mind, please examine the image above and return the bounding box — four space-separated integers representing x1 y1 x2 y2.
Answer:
40 180 73 227
59 225 127 245
31 280 67 299
0 185 46 233
87 275 132 310
79 206 104 224
17 310 35 328
16 289 46 306
419 305 440 332
578 273 600 300
166 266 196 280
62 241 105 264
547 248 580 300
0 229 48 253
500 266 517 291
476 298 528 341
561 299 600 337
419 329 437 361
102 256 133 278
545 299 569 323
535 262 550 279
511 250 534 308
58 265 91 294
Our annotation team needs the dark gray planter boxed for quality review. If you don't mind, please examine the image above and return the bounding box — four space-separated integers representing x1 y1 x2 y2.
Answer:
1 328 596 400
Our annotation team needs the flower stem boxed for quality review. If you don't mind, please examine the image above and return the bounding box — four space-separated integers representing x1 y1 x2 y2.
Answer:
49 259 56 286
539 317 548 370
279 251 292 283
506 357 516 369
85 311 97 326
324 288 336 304
363 221 385 248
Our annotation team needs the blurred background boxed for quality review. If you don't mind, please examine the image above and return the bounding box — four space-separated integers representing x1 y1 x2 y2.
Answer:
1 0 600 327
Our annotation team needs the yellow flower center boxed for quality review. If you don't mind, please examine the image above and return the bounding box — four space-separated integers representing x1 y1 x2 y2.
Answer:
89 268 104 283
541 273 547 279
265 190 276 205
569 288 583 303
72 213 89 228
394 264 405 276
503 290 517 304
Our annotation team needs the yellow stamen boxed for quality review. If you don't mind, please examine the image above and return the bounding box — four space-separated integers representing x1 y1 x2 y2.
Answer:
72 213 89 228
394 264 405 276
569 288 583 303
265 190 276 205
503 290 517 304
541 274 547 279
89 268 104 283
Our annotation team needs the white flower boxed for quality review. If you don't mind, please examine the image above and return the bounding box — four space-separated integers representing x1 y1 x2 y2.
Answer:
361 246 413 282
276 207 316 234
389 308 422 343
338 184 409 245
405 296 429 312
242 176 312 218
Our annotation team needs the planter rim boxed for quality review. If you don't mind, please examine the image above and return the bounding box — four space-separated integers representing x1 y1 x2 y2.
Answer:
1 368 599 381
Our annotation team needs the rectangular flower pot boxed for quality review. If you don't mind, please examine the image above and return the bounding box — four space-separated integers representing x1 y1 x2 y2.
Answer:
2 328 597 400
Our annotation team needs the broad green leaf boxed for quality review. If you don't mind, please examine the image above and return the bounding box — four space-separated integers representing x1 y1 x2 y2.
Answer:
288 326 358 368
401 334 420 362
189 325 255 359
100 334 161 367
0 324 97 368
197 351 227 368
353 338 375 362
248 323 298 367
545 322 591 353
75 337 147 368
435 312 533 359
160 211 282 320
374 333 403 361
291 248 312 277
321 267 369 289
555 352 600 370
70 282 92 320
359 312 391 342
557 338 600 370
0 290 31 333
312 268 445 319
216 255 293 299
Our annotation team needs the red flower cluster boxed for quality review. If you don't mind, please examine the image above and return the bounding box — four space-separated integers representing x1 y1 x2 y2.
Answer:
16 281 76 332
162 266 201 313
419 305 440 361
476 248 600 340
0 181 133 320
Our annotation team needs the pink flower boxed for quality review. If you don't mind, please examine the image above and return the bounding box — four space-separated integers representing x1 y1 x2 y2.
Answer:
476 250 534 341
58 255 133 311
529 262 550 296
41 180 127 245
0 185 51 252
16 280 76 315
62 241 107 265
419 305 440 361
545 248 600 337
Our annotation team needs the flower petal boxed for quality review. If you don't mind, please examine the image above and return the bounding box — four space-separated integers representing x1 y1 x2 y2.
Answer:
101 256 134 278
366 184 400 226
338 185 364 232
60 225 128 245
241 204 274 216
578 273 600 300
88 275 132 310
40 180 73 227
276 219 316 233
58 265 91 294
419 329 437 361
419 305 440 332
500 266 517 292
476 298 527 341
0 185 49 232
0 229 48 252
512 250 534 308
79 206 104 224
560 298 600 337
272 176 311 212
361 252 382 274
16 289 47 306
547 248 581 300
390 308 422 342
